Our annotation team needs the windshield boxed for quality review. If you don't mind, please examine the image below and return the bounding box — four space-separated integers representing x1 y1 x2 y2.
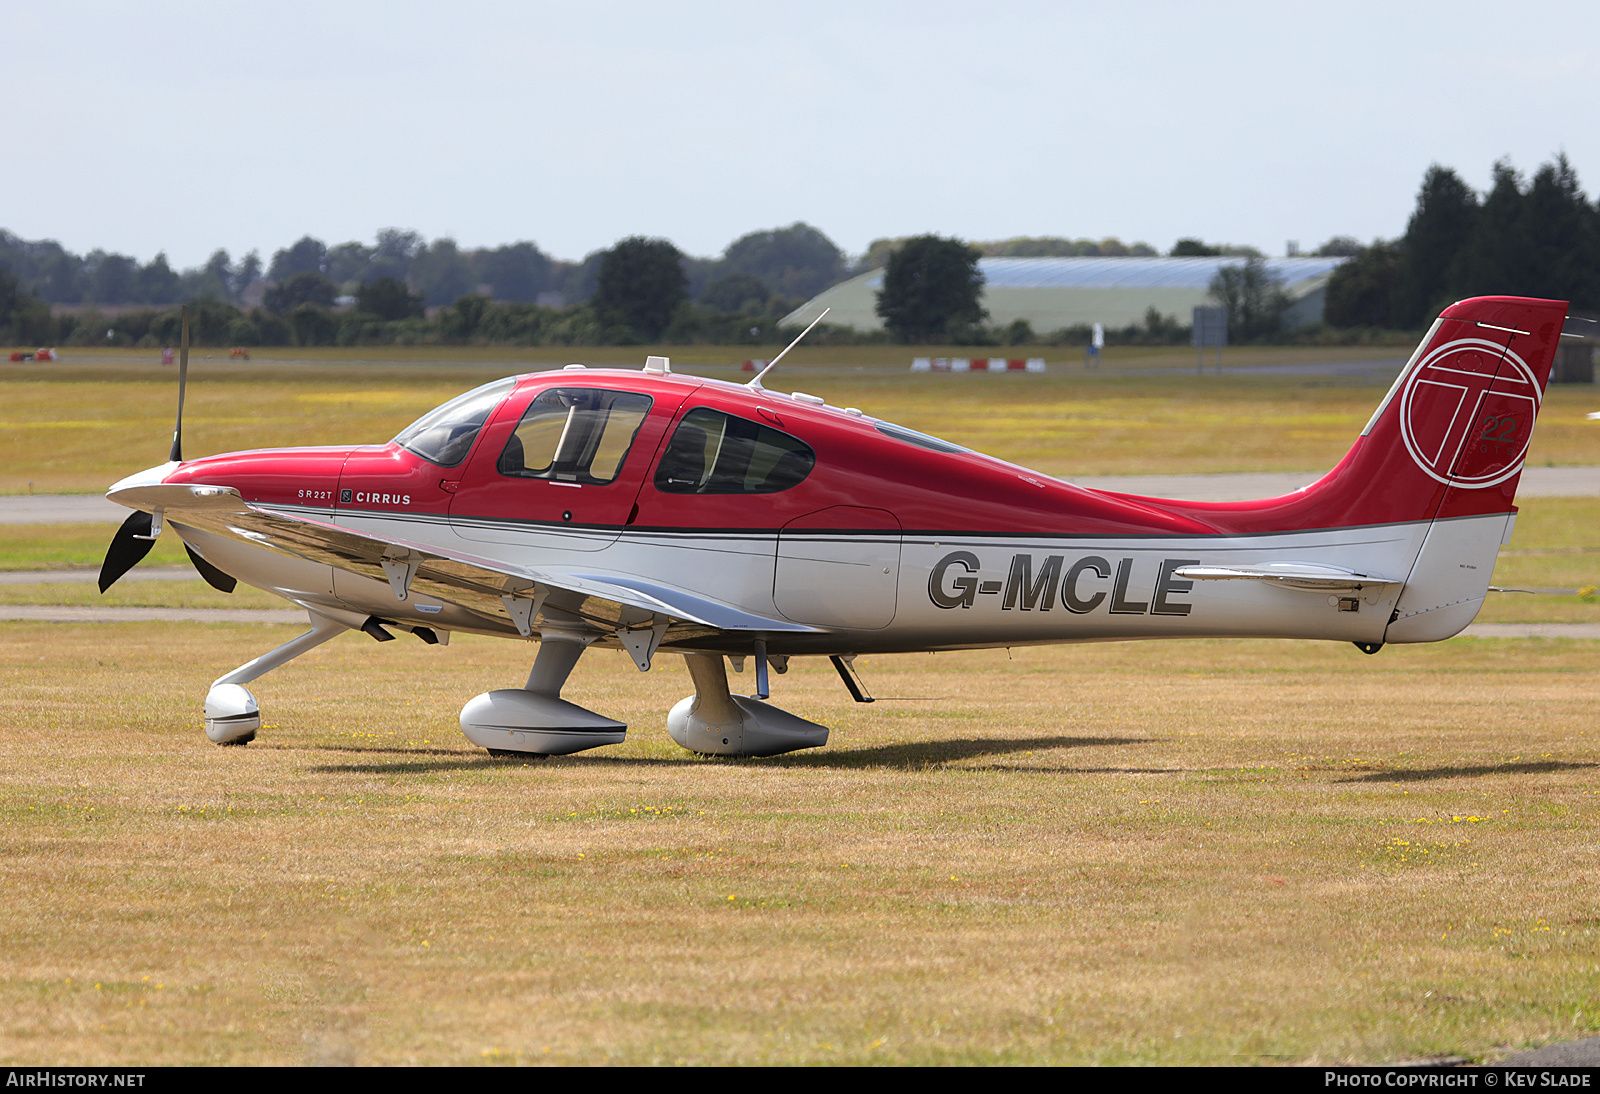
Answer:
392 378 516 467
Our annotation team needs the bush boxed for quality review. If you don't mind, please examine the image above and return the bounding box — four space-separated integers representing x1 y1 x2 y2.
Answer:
290 304 339 346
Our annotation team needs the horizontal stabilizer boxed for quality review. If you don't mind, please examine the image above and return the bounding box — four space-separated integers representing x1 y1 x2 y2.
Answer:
1174 563 1401 591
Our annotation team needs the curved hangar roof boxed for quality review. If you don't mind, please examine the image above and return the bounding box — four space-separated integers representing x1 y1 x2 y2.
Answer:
781 256 1349 333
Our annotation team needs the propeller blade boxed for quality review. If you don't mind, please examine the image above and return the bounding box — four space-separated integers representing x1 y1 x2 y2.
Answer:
169 304 189 463
184 543 237 593
98 510 157 593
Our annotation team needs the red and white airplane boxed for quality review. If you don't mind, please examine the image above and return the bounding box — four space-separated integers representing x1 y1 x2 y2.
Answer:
99 295 1569 758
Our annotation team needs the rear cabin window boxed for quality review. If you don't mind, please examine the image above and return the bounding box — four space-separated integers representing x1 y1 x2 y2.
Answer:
497 388 653 485
873 421 968 454
654 407 814 494
393 378 516 467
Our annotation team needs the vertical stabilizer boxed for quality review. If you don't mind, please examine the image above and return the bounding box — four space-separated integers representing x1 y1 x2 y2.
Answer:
1366 297 1568 640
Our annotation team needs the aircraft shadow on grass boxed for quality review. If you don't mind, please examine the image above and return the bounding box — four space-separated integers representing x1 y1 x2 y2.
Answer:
308 734 1157 775
1339 760 1598 783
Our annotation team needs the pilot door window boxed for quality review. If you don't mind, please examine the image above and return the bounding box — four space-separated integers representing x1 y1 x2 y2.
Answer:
654 407 815 494
497 388 653 485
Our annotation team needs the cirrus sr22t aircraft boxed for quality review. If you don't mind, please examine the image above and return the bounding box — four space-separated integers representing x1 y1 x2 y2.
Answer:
100 296 1568 758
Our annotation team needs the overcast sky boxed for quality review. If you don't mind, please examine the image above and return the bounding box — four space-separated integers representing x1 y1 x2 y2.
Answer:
8 0 1600 268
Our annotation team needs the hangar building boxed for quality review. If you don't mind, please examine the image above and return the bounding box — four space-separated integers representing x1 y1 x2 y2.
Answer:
781 256 1349 334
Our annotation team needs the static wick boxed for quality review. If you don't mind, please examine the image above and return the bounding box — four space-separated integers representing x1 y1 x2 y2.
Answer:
749 307 829 391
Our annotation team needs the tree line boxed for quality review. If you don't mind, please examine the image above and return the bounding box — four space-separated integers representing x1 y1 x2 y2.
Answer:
7 155 1599 349
0 223 849 313
1326 155 1600 328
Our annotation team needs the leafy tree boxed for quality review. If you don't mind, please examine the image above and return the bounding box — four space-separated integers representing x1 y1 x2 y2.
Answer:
978 236 1155 258
85 251 140 304
1314 236 1364 257
557 251 605 305
412 238 477 306
875 235 986 342
1171 238 1222 257
1208 257 1288 341
857 238 905 272
0 267 52 342
1454 159 1529 302
478 242 551 302
0 232 84 302
592 237 687 340
267 236 329 281
356 276 424 321
1517 155 1599 308
368 228 424 282
137 253 181 303
32 245 85 303
264 272 339 314
701 272 770 314
326 242 374 285
1323 241 1401 327
1391 165 1478 326
717 223 845 300
234 251 263 298
180 249 234 301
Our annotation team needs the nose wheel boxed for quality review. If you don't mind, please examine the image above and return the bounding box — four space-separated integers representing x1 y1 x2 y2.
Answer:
205 683 260 745
203 610 350 746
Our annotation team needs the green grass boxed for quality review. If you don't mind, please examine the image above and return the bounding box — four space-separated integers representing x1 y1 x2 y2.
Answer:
0 625 1595 1064
0 579 285 610
0 523 190 571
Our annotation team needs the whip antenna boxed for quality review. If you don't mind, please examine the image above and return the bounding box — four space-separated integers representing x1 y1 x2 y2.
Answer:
169 305 189 462
749 307 829 391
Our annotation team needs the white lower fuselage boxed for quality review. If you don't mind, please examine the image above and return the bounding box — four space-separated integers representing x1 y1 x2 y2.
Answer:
179 504 1513 656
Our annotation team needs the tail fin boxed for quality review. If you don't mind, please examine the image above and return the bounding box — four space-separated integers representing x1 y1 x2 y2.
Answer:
1321 296 1567 640
1303 295 1567 531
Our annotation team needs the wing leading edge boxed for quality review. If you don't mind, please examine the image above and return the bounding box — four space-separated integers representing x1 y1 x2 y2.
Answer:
106 482 823 647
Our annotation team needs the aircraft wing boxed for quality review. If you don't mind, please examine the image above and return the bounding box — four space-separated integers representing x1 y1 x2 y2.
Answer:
107 482 823 644
1173 562 1402 591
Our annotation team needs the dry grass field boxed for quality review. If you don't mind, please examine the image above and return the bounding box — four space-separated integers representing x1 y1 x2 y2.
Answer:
0 629 1595 1065
0 347 1596 1065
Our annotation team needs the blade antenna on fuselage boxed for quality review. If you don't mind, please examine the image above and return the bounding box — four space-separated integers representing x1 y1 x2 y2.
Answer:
748 307 829 391
169 304 189 463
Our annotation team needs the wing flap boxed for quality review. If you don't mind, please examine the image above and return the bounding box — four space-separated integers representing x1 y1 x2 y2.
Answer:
1174 563 1402 591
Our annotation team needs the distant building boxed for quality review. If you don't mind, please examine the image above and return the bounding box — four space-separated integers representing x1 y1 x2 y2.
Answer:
781 256 1349 333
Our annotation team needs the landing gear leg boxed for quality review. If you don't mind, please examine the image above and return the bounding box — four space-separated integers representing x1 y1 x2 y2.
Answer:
206 611 351 745
666 653 828 757
459 628 626 757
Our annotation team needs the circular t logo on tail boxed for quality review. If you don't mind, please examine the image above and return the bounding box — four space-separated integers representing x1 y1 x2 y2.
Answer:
1398 338 1541 489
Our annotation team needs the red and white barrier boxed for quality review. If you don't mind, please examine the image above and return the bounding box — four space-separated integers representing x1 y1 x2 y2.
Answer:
911 357 1046 373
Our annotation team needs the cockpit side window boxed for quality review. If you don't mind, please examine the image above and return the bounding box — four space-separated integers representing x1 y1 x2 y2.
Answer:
393 378 516 467
497 388 653 485
654 407 814 494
